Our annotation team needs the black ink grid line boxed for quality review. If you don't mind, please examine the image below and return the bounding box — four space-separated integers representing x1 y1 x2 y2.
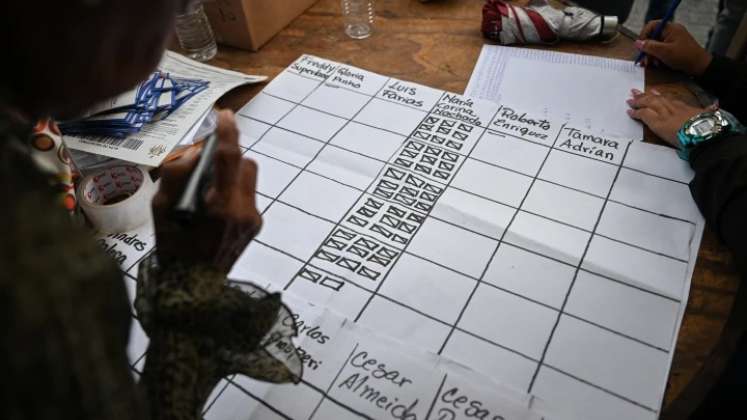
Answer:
210 374 374 420
351 102 504 322
307 343 359 420
250 157 682 348
300 379 373 420
253 62 354 217
273 66 445 116
245 100 694 195
241 108 409 141
437 122 568 355
247 233 672 355
236 113 275 151
253 91 676 354
120 62 689 418
282 91 449 293
124 146 676 402
225 376 294 420
125 223 670 416
243 112 697 228
202 376 233 415
541 364 658 413
424 374 448 420
262 89 432 117
527 141 633 393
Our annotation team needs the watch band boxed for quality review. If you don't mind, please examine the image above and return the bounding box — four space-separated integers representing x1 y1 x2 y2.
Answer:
676 109 745 160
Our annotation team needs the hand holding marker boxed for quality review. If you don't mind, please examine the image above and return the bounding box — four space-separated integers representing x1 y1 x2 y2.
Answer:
634 0 682 66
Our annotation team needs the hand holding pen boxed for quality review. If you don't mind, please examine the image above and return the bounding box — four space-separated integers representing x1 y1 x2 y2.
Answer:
152 109 263 273
634 20 712 77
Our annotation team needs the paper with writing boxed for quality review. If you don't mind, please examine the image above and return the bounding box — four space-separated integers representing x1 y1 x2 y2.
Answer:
105 54 704 420
465 45 645 139
201 294 545 420
64 51 266 167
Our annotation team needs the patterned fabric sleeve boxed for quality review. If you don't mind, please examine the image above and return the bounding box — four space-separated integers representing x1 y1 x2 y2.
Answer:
134 252 302 418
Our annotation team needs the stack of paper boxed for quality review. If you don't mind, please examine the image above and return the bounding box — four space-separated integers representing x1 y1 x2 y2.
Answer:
465 45 645 139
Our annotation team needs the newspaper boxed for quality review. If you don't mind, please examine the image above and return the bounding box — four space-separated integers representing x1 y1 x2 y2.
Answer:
63 51 265 167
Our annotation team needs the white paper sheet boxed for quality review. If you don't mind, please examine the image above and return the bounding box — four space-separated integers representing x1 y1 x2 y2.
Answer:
465 45 645 139
104 54 706 420
220 295 545 420
64 51 266 166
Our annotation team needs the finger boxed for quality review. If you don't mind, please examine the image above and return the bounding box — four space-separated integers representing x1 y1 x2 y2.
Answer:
639 20 660 40
212 110 242 196
152 151 200 214
627 108 660 125
238 158 258 201
627 93 669 113
232 159 262 235
636 40 672 62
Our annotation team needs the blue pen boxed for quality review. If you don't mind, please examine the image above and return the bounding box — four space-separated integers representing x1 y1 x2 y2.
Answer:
635 0 683 65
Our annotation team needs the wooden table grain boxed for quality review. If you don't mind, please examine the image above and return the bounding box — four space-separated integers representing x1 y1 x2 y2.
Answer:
211 0 742 417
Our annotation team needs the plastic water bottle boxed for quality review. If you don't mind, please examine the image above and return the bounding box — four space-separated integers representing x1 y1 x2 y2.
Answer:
175 2 218 62
342 0 375 39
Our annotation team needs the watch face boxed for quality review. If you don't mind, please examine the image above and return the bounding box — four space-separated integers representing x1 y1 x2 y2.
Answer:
689 118 717 137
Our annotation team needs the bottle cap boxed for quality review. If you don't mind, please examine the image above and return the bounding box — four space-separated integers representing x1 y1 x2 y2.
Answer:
600 16 619 38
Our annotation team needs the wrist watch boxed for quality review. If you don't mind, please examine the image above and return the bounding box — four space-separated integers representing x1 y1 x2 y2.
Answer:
676 109 745 160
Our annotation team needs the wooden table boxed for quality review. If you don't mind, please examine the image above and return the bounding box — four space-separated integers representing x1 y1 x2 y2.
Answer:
211 0 743 417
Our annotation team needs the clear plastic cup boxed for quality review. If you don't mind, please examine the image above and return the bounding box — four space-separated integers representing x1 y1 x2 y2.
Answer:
342 0 375 39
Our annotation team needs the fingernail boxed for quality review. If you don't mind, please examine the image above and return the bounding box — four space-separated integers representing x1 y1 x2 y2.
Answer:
181 147 200 161
634 40 644 50
218 108 235 121
626 99 634 106
627 109 634 116
631 89 642 95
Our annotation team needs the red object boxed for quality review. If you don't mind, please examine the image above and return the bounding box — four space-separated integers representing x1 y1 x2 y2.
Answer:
482 0 559 44
524 6 558 42
482 0 504 41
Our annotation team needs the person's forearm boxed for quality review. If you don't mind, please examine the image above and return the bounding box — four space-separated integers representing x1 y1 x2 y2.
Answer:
696 55 747 122
690 133 747 276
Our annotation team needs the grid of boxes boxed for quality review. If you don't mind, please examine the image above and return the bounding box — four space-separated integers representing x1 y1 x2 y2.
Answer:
111 56 702 420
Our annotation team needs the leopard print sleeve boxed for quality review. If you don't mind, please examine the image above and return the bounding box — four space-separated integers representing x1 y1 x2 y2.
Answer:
134 253 303 420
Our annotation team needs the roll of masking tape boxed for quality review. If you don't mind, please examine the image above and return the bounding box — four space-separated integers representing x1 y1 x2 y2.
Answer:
78 165 157 234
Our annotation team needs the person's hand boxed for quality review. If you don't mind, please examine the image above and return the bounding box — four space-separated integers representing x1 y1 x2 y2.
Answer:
626 88 710 146
636 21 712 76
152 110 262 273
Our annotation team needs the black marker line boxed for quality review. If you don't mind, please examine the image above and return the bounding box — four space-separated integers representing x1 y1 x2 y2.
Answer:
308 343 359 420
438 122 567 355
528 141 633 393
424 374 448 420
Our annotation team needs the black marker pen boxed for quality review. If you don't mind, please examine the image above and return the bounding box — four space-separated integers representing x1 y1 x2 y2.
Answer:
171 131 219 224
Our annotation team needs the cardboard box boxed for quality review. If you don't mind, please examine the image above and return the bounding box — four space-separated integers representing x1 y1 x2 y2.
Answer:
204 0 318 51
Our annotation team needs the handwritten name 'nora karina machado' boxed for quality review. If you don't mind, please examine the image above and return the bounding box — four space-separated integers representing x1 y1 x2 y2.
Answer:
557 127 621 162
